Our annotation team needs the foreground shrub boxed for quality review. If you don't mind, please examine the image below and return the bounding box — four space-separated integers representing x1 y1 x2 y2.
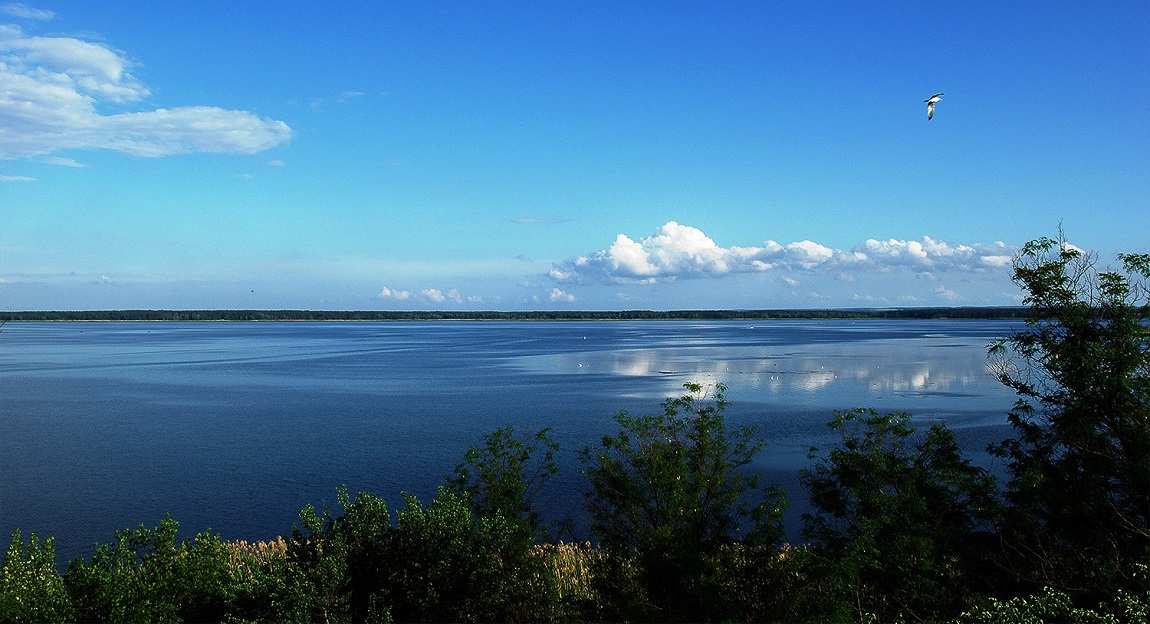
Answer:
952 583 1150 624
698 543 820 623
64 517 310 624
802 409 999 623
0 530 73 624
581 382 787 621
289 486 565 623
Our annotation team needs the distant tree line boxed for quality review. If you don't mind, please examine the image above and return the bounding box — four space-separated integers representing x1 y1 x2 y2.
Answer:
2 238 1146 623
0 307 1031 322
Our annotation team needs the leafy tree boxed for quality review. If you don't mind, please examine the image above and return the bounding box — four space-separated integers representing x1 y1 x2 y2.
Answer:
449 427 560 539
801 409 998 623
989 237 1150 598
581 382 786 620
0 530 73 624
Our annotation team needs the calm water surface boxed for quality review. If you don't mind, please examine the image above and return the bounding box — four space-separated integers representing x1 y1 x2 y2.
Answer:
0 320 1021 561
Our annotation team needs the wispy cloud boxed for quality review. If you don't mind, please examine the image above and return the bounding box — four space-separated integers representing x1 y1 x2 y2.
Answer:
0 174 35 182
934 285 960 302
40 156 86 168
548 221 1017 284
1 3 53 20
510 216 570 225
0 24 291 159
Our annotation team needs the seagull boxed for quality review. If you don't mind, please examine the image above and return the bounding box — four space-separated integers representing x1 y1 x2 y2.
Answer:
924 92 943 120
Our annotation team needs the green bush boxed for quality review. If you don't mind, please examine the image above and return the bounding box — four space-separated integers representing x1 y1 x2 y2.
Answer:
449 426 560 539
288 486 565 623
581 382 786 621
952 584 1150 624
65 517 310 624
0 530 73 624
801 409 998 623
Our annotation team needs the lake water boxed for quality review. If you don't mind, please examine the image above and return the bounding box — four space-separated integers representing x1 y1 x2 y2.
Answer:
0 320 1022 562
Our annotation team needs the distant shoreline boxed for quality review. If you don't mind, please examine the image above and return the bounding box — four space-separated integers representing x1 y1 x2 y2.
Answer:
0 307 1030 322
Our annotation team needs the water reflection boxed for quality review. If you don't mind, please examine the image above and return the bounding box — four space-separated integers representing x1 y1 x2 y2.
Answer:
512 335 1012 411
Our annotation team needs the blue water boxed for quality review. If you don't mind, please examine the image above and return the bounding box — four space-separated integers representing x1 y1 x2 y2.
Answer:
0 320 1021 562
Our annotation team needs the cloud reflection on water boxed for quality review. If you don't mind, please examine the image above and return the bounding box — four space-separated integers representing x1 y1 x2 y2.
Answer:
512 336 1010 410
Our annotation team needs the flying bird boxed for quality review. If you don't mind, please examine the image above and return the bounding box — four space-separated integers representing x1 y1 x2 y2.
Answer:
924 92 943 120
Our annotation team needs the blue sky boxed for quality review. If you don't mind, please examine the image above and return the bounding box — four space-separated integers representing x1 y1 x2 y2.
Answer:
1 1 1146 310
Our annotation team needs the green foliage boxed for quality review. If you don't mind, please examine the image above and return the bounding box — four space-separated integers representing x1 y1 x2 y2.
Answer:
801 409 998 623
0 530 73 624
450 427 560 538
287 486 564 623
287 487 391 622
698 543 820 623
952 583 1150 624
989 237 1150 598
65 517 309 623
381 487 561 622
581 382 786 620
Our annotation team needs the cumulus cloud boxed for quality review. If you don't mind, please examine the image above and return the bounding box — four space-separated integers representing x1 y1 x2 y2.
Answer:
549 221 1017 284
1 3 53 20
549 287 576 303
378 286 411 301
0 24 291 159
381 286 480 304
410 288 472 304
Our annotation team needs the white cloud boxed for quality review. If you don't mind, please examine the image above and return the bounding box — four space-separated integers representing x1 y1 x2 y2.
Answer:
980 255 1012 268
377 286 411 301
40 156 85 167
268 159 285 167
934 285 960 302
549 287 576 303
1 3 53 20
0 25 291 159
549 221 1017 284
0 174 34 181
408 287 477 304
